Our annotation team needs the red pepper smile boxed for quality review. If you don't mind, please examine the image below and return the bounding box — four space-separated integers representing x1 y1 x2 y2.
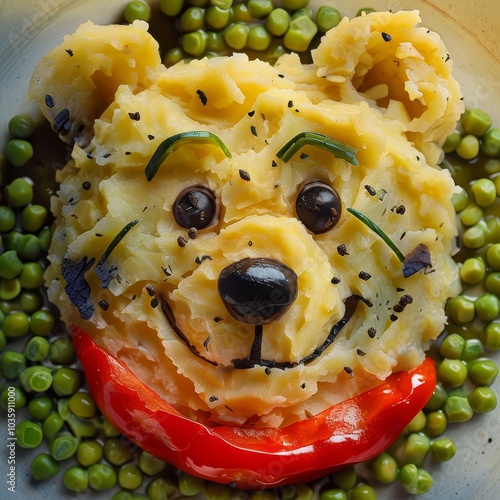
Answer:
72 325 436 489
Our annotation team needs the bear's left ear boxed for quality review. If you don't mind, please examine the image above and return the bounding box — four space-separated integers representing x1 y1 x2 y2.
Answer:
29 20 161 148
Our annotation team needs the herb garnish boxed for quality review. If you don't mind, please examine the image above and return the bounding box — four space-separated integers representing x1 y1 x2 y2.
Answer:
145 131 232 181
276 132 359 166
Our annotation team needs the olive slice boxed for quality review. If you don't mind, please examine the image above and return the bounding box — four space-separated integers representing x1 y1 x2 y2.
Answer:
296 181 342 234
173 186 217 229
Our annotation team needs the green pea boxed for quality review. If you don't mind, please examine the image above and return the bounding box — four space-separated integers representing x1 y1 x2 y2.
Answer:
124 0 151 23
163 47 185 67
38 226 52 251
16 420 43 448
0 330 6 352
0 385 26 409
247 25 272 51
20 366 53 393
224 23 249 50
19 290 43 313
442 131 462 153
4 311 30 338
206 31 227 52
320 488 347 500
456 134 480 160
370 451 398 483
295 484 315 500
205 6 231 29
444 395 473 422
231 3 251 22
137 451 166 476
52 367 81 396
459 257 485 284
104 437 135 465
330 466 356 490
247 0 273 18
451 188 468 212
42 412 64 440
402 433 431 466
211 0 232 8
282 0 310 10
461 108 492 136
0 250 23 280
119 463 143 490
430 438 456 462
487 243 500 269
0 278 21 301
16 233 42 260
88 463 118 490
102 418 121 437
24 336 50 362
462 338 485 361
468 359 499 386
30 309 56 337
459 203 482 226
398 464 433 495
249 492 275 500
485 158 500 175
178 472 204 496
446 296 475 324
482 322 500 350
4 139 34 167
77 440 103 466
4 230 22 251
20 204 47 232
485 272 500 296
147 477 178 500
440 333 465 359
8 114 35 139
48 338 76 366
266 8 291 36
160 0 184 16
471 178 497 207
349 484 376 500
30 452 60 480
28 395 53 421
1 350 26 379
181 29 208 56
50 432 80 460
19 261 45 289
4 177 33 208
462 223 486 249
64 465 89 492
0 206 16 232
424 410 447 437
68 391 97 418
475 293 500 322
203 481 232 500
284 15 318 52
468 386 497 413
316 6 341 33
481 128 500 157
180 6 205 32
404 410 426 433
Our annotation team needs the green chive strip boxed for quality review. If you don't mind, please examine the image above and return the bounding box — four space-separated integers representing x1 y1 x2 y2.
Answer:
347 208 405 262
95 219 139 269
145 131 232 181
276 132 359 166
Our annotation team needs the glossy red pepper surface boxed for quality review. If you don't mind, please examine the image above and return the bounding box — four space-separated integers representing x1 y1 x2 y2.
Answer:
72 326 436 489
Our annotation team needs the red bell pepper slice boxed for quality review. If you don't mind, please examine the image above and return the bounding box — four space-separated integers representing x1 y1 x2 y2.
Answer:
72 326 436 489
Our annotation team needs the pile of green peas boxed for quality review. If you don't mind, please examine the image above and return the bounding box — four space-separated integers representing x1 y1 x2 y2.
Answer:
122 0 376 65
2 2 500 499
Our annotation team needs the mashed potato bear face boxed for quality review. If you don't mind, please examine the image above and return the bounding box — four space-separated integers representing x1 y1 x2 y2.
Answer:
44 13 461 429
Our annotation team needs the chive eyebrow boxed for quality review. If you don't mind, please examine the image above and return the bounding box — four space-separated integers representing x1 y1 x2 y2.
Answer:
95 219 139 269
276 132 359 166
347 207 405 263
145 131 232 181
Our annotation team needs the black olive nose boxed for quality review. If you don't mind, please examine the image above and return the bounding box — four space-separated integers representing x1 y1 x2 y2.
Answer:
217 257 298 325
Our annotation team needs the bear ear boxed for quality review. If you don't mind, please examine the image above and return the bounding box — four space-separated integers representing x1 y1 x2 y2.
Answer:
28 20 161 148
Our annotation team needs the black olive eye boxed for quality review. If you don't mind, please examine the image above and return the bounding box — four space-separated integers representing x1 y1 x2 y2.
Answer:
296 181 342 234
173 186 217 229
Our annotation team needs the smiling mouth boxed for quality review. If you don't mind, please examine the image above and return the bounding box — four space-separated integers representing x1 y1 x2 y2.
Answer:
160 293 373 371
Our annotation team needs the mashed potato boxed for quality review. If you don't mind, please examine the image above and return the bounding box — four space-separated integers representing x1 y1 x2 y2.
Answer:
31 11 462 428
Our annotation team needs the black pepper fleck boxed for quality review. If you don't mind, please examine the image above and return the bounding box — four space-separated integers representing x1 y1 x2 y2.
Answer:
356 349 366 356
148 134 155 140
128 111 141 121
188 227 198 239
396 205 406 215
364 185 376 196
196 89 208 106
300 153 308 159
358 271 371 281
390 314 398 322
209 395 218 402
368 327 376 338
344 366 354 378
337 244 349 256
248 241 253 246
103 153 111 159
195 255 213 264
66 48 74 57
177 236 188 247
146 285 156 297
151 298 159 308
331 277 341 284
99 300 109 311
382 32 392 41
288 100 294 108
300 383 306 389
265 367 272 376
250 125 258 137
82 181 91 190
45 94 55 108
271 160 277 167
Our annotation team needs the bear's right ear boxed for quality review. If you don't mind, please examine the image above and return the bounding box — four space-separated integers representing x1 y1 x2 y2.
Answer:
28 20 161 148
